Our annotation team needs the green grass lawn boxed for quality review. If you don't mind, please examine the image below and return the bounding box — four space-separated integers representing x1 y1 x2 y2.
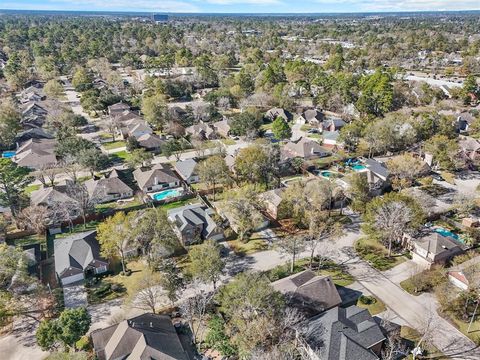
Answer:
106 260 148 297
103 140 126 150
355 237 407 271
357 295 386 315
300 124 313 131
158 199 195 211
261 123 273 131
95 198 143 213
110 150 130 162
24 183 41 195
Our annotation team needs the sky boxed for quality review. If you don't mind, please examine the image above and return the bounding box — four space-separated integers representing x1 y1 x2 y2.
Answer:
1 0 480 13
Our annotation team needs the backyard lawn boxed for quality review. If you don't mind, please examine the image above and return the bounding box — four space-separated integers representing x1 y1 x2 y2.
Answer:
110 150 130 162
103 140 126 150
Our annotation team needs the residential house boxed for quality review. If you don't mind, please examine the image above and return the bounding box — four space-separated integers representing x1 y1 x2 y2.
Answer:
322 131 341 148
297 109 324 126
322 117 346 132
21 102 48 129
18 87 46 104
456 112 476 132
272 270 342 317
447 257 480 290
135 133 165 152
265 107 293 122
363 158 390 194
30 186 80 230
15 128 53 144
107 102 131 117
282 137 330 160
167 203 224 245
212 119 232 138
114 110 143 123
410 232 466 270
259 188 287 220
13 138 57 170
304 305 386 360
91 313 191 360
121 119 153 139
459 136 480 161
185 122 216 140
84 176 134 204
174 159 199 184
133 165 181 193
54 231 108 285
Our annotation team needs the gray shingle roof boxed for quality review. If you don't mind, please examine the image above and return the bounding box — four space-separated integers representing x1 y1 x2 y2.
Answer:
414 232 466 255
174 159 198 180
283 137 330 159
306 305 385 360
272 270 342 316
54 230 107 279
91 313 190 360
167 203 221 240
84 177 133 200
133 165 180 190
364 158 389 181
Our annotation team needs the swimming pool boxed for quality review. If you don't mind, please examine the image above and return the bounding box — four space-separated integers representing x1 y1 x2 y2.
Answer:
151 188 183 201
320 171 332 178
1 151 16 158
434 227 463 242
352 164 367 171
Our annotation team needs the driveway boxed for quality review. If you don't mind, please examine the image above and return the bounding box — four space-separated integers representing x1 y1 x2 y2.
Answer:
344 256 480 359
63 282 88 308
382 260 423 285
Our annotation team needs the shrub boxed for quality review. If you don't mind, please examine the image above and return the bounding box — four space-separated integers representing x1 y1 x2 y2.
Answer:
76 335 91 351
358 295 376 305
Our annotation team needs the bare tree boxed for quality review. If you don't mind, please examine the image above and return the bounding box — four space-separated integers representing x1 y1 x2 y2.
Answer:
16 205 50 235
66 183 96 227
306 213 344 268
374 201 413 257
129 271 165 314
276 235 306 273
180 282 216 345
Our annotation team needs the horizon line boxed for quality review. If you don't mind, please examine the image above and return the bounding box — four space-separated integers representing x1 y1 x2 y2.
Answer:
1 8 480 15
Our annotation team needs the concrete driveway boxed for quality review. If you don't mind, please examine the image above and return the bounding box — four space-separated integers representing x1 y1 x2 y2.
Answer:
344 256 480 359
63 282 88 308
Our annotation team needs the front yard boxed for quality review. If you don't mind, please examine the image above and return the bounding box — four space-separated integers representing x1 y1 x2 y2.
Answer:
265 257 355 287
355 237 408 271
86 260 147 305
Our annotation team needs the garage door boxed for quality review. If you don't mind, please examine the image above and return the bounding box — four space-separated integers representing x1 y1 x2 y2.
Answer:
61 273 84 286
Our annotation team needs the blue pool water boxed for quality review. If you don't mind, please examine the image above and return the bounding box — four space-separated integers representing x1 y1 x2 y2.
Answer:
2 151 16 158
321 171 332 177
352 164 366 171
435 227 463 242
152 189 182 201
